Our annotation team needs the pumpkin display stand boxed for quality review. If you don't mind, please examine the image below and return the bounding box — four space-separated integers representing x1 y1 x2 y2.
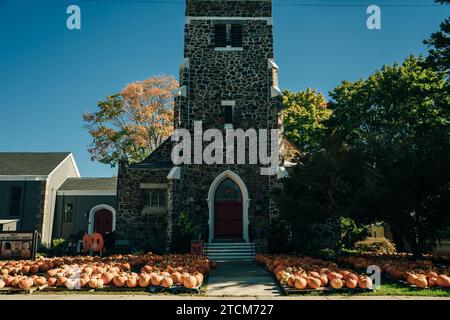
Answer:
279 282 373 296
0 284 47 295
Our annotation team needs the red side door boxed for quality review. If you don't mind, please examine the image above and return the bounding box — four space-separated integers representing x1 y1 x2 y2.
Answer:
214 201 243 239
94 209 113 235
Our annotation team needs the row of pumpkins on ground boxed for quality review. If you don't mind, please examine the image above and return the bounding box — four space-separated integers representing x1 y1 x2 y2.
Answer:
0 254 215 291
338 255 450 289
256 254 373 290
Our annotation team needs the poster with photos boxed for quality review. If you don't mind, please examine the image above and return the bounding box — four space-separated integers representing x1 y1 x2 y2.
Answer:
0 231 37 260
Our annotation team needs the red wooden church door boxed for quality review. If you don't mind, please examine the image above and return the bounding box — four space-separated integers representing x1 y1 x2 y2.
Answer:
214 178 243 239
94 209 113 235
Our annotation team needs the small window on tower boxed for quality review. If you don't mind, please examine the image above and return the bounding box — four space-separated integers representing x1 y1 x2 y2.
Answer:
230 24 243 48
214 24 227 48
224 105 233 125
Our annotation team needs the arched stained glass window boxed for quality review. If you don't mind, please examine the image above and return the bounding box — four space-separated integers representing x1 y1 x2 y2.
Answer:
215 178 242 202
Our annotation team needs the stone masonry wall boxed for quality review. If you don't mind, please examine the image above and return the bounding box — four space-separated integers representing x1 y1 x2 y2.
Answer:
186 0 272 17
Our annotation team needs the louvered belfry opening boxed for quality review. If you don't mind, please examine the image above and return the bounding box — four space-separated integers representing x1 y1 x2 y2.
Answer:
214 24 227 47
214 23 243 48
230 24 243 47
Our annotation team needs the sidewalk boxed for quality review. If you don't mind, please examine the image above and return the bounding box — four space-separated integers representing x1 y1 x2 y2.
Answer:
205 261 282 297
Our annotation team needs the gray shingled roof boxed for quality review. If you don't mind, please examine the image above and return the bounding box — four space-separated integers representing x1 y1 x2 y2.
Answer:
58 177 117 191
0 152 71 175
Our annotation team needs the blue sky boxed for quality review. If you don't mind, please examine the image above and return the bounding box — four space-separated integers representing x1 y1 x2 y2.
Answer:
0 0 448 177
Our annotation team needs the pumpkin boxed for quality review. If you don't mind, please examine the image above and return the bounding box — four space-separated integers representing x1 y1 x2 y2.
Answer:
126 277 137 288
327 272 343 281
184 276 197 289
151 274 163 286
171 272 182 284
330 278 343 289
162 276 173 288
428 277 437 287
33 276 47 287
307 277 321 289
318 274 328 287
113 275 127 287
38 263 50 273
47 277 57 287
80 275 90 288
345 278 358 289
414 277 428 288
294 277 307 290
287 276 296 288
358 276 373 289
21 265 31 274
194 272 204 286
0 279 4 289
101 272 114 285
138 273 151 287
426 271 438 279
46 269 58 278
88 278 104 289
141 265 153 273
57 276 67 287
18 277 33 290
436 275 450 287
406 273 418 285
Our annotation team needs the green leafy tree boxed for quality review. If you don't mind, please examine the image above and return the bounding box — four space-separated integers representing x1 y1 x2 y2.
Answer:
328 55 450 255
282 89 331 152
424 0 450 74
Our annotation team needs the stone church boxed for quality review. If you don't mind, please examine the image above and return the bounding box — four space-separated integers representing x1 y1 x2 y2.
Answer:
117 0 299 254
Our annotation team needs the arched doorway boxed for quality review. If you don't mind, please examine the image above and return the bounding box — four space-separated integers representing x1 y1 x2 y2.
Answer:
207 170 250 243
94 209 113 235
214 178 243 239
88 204 116 235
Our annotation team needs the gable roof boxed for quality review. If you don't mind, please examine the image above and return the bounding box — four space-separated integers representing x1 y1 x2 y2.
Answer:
0 152 72 176
58 177 117 191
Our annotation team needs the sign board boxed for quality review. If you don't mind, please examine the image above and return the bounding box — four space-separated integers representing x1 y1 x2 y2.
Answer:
0 231 38 260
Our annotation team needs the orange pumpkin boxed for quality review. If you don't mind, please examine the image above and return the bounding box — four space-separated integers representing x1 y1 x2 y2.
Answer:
162 276 173 288
88 278 104 289
436 275 450 287
307 277 321 289
184 276 197 289
194 272 204 286
171 272 182 284
113 275 127 288
126 277 137 288
33 276 47 287
358 276 373 289
428 277 437 287
47 277 57 287
294 277 307 290
151 274 163 286
138 273 151 287
101 272 114 285
330 278 343 289
318 274 328 287
18 277 33 290
414 277 428 288
345 278 358 289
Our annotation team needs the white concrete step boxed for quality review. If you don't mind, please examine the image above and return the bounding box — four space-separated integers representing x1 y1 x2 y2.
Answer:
205 242 255 261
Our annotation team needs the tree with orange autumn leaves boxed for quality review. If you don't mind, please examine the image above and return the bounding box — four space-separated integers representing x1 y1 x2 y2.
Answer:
83 75 178 166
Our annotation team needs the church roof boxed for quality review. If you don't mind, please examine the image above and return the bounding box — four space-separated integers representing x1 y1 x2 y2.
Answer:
0 152 71 176
58 177 117 191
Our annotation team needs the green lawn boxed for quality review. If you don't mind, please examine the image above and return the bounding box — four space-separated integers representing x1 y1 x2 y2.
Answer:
285 277 450 297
